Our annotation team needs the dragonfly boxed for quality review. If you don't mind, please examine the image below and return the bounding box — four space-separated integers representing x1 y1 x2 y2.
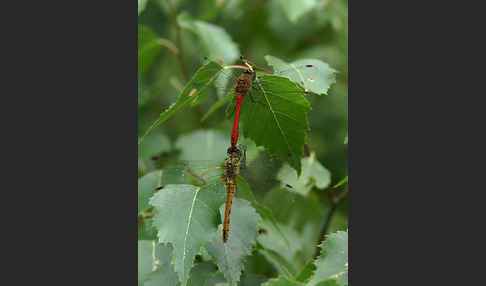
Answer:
208 56 317 149
221 145 244 242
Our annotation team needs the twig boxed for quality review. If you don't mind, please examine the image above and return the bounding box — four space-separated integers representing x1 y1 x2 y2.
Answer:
167 0 189 81
185 170 208 185
313 187 348 258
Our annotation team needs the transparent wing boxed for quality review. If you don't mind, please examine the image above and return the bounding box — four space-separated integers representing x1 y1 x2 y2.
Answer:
161 159 225 185
158 152 294 191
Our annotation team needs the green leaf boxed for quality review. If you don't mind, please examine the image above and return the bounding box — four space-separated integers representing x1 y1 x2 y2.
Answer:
138 170 163 213
205 199 261 286
239 75 311 174
138 132 171 161
149 183 227 286
308 231 348 286
295 259 316 283
201 92 233 122
186 262 218 286
261 276 304 286
258 247 296 280
276 152 331 196
138 217 157 240
315 280 341 286
204 271 227 285
265 55 336 96
178 12 239 64
332 176 348 189
138 0 148 15
140 61 224 141
139 25 161 75
143 243 179 286
236 176 291 250
138 241 153 285
277 0 319 23
174 129 228 162
239 273 268 286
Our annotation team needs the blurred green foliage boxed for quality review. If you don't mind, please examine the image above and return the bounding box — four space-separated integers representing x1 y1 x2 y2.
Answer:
138 0 347 285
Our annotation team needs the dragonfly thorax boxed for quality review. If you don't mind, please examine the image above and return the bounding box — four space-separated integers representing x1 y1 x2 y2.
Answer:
235 75 252 95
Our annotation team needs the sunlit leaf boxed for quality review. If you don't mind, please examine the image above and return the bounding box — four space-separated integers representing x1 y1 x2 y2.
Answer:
140 61 223 141
277 152 331 196
205 199 260 286
265 55 336 96
150 183 227 286
308 231 348 286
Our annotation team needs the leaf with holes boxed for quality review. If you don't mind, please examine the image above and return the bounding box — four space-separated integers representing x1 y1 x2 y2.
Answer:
308 231 348 286
149 183 227 286
239 75 311 174
140 61 224 142
265 55 336 96
205 198 260 286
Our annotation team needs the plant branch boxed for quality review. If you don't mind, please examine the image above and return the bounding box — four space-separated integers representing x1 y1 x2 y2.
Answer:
167 0 189 81
314 187 348 258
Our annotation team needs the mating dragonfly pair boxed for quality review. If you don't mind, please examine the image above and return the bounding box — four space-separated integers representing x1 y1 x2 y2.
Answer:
166 56 315 243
